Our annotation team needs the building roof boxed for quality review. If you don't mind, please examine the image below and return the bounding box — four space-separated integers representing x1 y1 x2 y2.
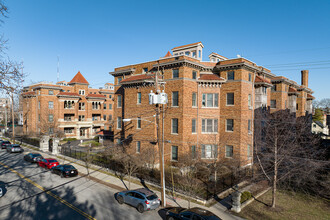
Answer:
120 74 154 83
172 42 203 50
255 75 271 84
307 94 315 100
289 87 297 93
314 120 324 129
69 71 89 85
209 52 228 60
22 91 36 96
201 62 217 67
198 74 225 81
86 94 106 98
164 51 172 57
96 130 112 136
57 92 80 97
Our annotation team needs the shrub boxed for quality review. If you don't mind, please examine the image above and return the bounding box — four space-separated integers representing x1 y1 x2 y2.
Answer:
63 138 77 141
241 191 252 203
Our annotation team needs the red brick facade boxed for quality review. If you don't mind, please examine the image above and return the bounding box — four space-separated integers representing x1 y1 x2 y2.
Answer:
21 72 114 139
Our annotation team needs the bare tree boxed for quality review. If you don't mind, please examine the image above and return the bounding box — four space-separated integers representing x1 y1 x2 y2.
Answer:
254 109 327 208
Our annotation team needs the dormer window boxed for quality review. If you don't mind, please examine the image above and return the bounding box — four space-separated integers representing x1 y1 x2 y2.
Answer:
198 50 201 58
118 77 122 83
79 90 85 95
192 51 196 58
143 68 148 73
185 51 190 56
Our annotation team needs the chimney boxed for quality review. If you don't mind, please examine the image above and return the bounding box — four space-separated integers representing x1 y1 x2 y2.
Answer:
301 70 309 87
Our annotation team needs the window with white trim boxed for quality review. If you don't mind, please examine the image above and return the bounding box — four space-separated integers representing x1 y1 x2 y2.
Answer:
271 100 276 109
202 93 218 107
48 90 54 95
78 115 85 121
225 145 233 158
172 91 179 107
192 119 196 133
248 94 252 108
192 92 197 107
171 146 178 161
226 119 234 132
248 119 252 133
202 119 218 133
172 118 178 134
137 117 141 129
79 102 85 110
79 90 85 95
172 69 179 78
227 71 234 80
48 101 54 109
136 141 141 153
137 92 141 104
227 93 234 105
48 114 53 122
117 95 122 108
117 117 122 129
201 145 218 159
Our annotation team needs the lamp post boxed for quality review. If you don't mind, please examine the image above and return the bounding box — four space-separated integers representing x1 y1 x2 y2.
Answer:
2 104 7 134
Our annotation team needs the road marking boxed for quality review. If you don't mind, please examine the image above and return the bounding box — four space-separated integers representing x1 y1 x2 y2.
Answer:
0 161 96 220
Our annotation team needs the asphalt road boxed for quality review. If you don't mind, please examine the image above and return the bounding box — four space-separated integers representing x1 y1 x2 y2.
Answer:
0 149 165 220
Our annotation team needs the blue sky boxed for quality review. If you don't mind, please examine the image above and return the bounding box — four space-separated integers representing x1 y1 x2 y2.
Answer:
1 0 330 99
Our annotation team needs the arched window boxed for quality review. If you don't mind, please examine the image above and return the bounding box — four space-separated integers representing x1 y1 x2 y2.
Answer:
64 101 67 109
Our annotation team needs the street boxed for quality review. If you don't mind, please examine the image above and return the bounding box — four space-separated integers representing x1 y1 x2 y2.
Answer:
0 149 164 220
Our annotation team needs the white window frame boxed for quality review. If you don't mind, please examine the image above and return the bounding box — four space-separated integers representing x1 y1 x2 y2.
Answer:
79 90 85 95
202 119 218 133
172 91 179 107
225 145 233 158
248 94 252 109
136 141 141 153
137 117 141 129
48 90 54 95
226 93 234 106
171 118 178 134
117 117 122 129
270 100 276 109
202 93 218 108
227 71 235 80
201 144 218 159
248 119 252 134
48 114 53 122
226 119 234 132
192 92 197 107
79 102 85 111
117 95 122 108
137 92 141 104
172 69 179 78
48 101 54 109
192 119 196 134
171 146 178 161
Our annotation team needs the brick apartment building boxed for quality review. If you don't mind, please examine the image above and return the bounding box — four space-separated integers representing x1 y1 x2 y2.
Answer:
110 42 315 167
21 71 114 139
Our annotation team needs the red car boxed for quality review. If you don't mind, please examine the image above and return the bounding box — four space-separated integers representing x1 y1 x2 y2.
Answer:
38 158 59 169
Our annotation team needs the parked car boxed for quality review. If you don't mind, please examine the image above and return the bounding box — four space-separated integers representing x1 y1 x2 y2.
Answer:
38 158 59 169
24 153 43 163
1 141 11 149
116 188 160 213
6 144 24 153
0 187 3 198
165 207 221 220
51 165 78 178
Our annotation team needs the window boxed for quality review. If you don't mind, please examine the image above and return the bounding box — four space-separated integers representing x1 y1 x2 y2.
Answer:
172 91 179 106
64 114 73 121
79 102 85 110
172 69 179 78
103 115 106 120
296 103 299 110
109 95 112 98
285 100 287 108
49 128 54 134
92 102 100 110
38 114 40 122
137 117 141 129
247 144 251 158
103 103 106 109
262 87 267 94
109 114 112 120
192 92 197 107
143 68 148 73
137 92 141 104
64 101 74 109
48 101 54 109
271 85 277 92
201 145 218 159
185 51 190 56
117 95 122 108
117 117 122 129
227 71 234 80
38 101 40 109
271 100 276 109
227 93 234 105
78 115 85 121
202 93 218 107
248 94 252 108
192 51 196 57
202 119 218 133
118 77 122 83
191 145 196 159
48 114 53 122
249 73 252 82
225 145 233 158
171 146 178 161
226 119 234 132
64 128 73 134
172 118 178 134
136 141 141 153
109 104 112 110
79 90 85 95
248 120 252 133
48 90 54 95
192 71 197 79
198 50 201 58
192 119 196 133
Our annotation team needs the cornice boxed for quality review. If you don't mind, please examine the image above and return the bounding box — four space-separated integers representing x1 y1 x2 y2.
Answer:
109 68 136 76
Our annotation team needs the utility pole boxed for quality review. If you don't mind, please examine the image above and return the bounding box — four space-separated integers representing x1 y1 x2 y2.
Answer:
155 60 166 207
11 90 15 144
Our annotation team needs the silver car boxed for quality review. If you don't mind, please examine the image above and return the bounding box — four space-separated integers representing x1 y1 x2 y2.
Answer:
116 188 160 213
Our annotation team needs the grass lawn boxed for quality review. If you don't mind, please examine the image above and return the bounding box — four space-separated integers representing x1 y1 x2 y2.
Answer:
237 189 330 220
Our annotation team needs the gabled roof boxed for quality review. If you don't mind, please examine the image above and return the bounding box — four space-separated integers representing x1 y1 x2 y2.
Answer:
86 94 106 98
200 62 217 67
198 74 225 81
289 87 297 93
69 71 89 85
255 75 271 84
172 42 203 50
164 51 172 57
314 121 324 128
307 94 315 100
120 74 154 83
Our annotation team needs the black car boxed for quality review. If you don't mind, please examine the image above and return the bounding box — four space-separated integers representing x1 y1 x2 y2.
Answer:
51 165 78 178
6 144 24 153
1 141 11 149
24 153 43 163
166 207 221 220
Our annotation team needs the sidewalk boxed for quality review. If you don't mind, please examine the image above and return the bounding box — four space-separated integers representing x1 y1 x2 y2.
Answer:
11 139 244 220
